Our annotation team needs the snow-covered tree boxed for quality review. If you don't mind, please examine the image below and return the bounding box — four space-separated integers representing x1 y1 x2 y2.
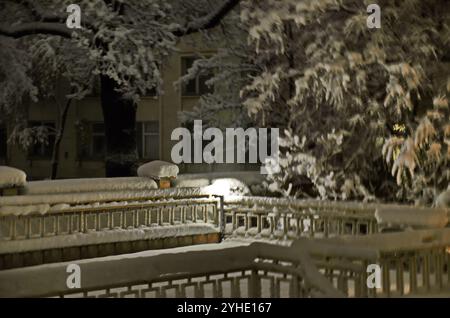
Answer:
170 0 251 130
240 0 449 203
0 0 240 176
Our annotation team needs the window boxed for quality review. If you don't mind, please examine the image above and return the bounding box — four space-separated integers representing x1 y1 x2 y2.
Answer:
0 126 6 164
29 121 55 159
137 121 159 160
181 57 213 96
78 122 159 161
78 122 106 160
91 123 106 158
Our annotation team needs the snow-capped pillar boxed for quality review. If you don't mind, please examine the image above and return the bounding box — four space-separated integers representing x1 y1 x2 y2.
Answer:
0 166 27 196
137 161 179 189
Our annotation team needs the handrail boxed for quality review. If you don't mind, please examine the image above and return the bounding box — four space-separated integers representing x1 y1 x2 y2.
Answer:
0 241 343 298
1 229 449 298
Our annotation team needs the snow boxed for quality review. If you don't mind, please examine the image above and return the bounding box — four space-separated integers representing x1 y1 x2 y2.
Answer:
137 161 179 179
174 172 257 196
175 171 265 186
23 177 158 195
0 187 210 216
203 178 251 196
0 223 219 254
435 189 450 208
0 166 27 188
299 228 450 258
0 204 50 216
375 206 448 230
0 240 341 298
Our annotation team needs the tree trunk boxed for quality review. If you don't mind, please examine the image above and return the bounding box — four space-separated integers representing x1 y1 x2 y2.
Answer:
100 75 138 177
50 98 72 179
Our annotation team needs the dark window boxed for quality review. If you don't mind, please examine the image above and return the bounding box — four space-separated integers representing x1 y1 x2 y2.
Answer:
91 123 106 158
137 121 159 160
78 122 106 160
146 87 158 97
0 126 6 164
181 57 213 96
29 122 55 159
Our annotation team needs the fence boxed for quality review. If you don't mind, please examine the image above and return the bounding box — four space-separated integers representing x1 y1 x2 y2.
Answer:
0 193 223 269
0 242 342 298
222 197 449 239
1 229 449 298
0 190 448 270
303 228 450 297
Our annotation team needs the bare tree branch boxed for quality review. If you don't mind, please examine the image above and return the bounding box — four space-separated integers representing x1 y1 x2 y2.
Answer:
0 0 240 41
0 22 72 38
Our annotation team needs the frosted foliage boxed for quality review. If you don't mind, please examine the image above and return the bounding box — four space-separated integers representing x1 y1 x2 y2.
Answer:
71 0 178 101
0 37 37 118
177 9 256 129
241 0 450 204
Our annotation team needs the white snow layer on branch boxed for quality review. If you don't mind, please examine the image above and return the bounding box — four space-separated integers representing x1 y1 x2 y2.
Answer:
0 166 27 188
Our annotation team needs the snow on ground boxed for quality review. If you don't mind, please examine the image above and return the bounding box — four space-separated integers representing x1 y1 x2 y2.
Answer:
23 177 158 195
0 166 27 188
175 171 265 186
174 171 264 196
137 161 179 179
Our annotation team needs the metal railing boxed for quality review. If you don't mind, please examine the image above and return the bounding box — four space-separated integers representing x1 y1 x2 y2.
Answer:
0 242 342 298
222 197 449 240
223 197 378 239
1 190 448 269
303 228 450 297
1 229 449 298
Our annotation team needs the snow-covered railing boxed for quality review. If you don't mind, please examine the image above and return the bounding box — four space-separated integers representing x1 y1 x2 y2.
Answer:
0 190 224 269
1 187 448 270
2 229 449 298
0 242 343 298
303 228 450 297
222 197 449 240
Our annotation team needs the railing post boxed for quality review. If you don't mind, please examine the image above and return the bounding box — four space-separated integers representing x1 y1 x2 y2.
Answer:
219 196 225 241
249 269 261 298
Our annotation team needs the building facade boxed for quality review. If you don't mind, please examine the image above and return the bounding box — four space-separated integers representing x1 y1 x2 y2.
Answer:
0 37 224 180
